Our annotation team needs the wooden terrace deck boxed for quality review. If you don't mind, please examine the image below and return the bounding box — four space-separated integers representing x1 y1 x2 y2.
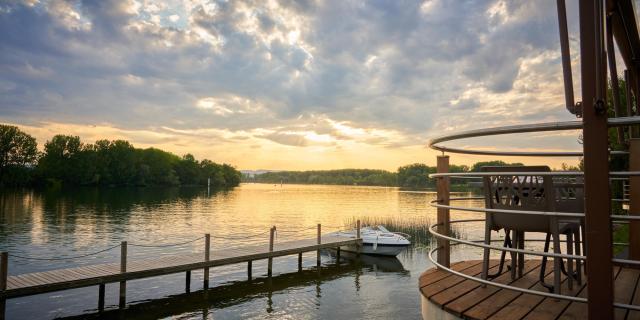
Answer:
420 259 640 320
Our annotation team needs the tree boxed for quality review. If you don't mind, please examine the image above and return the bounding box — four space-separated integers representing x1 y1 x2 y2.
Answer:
0 125 38 186
397 163 435 189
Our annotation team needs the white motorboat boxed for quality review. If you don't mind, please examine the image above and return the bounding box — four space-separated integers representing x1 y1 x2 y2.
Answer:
329 225 411 256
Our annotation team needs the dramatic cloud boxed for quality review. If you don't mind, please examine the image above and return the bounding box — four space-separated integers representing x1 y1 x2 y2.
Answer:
0 0 585 170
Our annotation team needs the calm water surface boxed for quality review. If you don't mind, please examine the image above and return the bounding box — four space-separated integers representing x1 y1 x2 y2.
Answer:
0 184 486 319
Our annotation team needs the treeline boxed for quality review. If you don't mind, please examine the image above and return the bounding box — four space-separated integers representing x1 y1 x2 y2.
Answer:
0 125 241 188
243 160 525 189
248 169 397 186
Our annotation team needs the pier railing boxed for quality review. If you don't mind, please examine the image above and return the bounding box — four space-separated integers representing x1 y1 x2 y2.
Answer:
0 221 361 319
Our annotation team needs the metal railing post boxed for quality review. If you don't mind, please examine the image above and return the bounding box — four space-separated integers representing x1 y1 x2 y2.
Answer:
436 155 450 268
629 139 640 259
579 0 614 318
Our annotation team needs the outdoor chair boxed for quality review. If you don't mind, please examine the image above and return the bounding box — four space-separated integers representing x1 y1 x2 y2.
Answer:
480 166 582 294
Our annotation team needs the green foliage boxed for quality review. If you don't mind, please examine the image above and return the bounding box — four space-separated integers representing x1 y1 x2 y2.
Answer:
470 160 524 172
0 125 241 189
248 169 397 186
0 125 38 187
397 163 434 189
245 161 521 189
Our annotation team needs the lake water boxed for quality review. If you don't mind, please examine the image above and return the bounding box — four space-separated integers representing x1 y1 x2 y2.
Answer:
0 184 487 319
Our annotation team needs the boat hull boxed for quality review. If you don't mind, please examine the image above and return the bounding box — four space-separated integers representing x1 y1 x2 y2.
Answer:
339 243 408 256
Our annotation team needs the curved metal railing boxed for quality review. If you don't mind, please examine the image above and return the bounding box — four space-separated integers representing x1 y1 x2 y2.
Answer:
426 117 640 309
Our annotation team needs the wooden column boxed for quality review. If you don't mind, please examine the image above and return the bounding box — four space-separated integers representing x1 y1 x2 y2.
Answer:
336 247 341 264
317 224 321 268
247 261 252 281
268 227 275 277
579 0 614 318
204 234 210 289
629 139 640 260
98 283 105 312
436 155 450 268
119 241 127 309
298 253 302 272
0 252 7 320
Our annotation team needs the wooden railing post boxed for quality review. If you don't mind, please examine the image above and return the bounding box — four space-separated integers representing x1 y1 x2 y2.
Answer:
436 155 450 268
629 139 640 260
0 252 7 320
204 234 210 289
98 283 105 312
185 270 191 293
247 261 252 281
268 226 275 277
119 241 127 309
317 224 321 268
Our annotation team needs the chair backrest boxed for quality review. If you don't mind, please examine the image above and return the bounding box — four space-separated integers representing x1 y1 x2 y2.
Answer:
553 176 584 214
482 166 555 232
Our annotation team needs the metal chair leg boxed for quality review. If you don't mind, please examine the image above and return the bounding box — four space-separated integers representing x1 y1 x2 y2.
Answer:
540 233 554 292
575 228 582 284
552 231 562 295
482 220 493 284
488 229 511 279
510 230 518 280
567 232 574 290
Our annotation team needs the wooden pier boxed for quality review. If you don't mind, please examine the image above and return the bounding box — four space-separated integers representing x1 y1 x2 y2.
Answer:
0 223 361 319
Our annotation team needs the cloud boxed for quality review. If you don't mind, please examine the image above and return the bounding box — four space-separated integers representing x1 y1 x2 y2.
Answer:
0 0 584 170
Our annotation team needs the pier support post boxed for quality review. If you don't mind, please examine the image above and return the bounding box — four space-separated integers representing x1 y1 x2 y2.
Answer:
356 220 361 256
317 224 321 269
298 253 302 272
98 284 105 312
268 227 275 277
204 234 210 289
336 247 340 265
119 241 127 309
185 271 191 293
436 155 450 268
0 252 7 320
247 261 252 281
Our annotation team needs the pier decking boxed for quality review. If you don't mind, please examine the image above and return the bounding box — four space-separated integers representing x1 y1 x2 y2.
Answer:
0 233 361 318
420 259 640 320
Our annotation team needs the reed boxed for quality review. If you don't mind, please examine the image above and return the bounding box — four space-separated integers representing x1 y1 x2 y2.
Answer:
343 216 463 247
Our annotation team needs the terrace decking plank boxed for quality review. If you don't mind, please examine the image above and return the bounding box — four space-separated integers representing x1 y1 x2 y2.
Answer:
418 260 481 288
487 262 564 320
429 262 504 307
464 260 552 320
420 261 498 298
613 267 640 320
443 260 540 316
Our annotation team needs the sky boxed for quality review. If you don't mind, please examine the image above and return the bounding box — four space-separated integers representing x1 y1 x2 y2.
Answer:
0 0 588 171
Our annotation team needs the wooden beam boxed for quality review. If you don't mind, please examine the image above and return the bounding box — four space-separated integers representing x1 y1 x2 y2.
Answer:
580 1 614 318
437 155 450 268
